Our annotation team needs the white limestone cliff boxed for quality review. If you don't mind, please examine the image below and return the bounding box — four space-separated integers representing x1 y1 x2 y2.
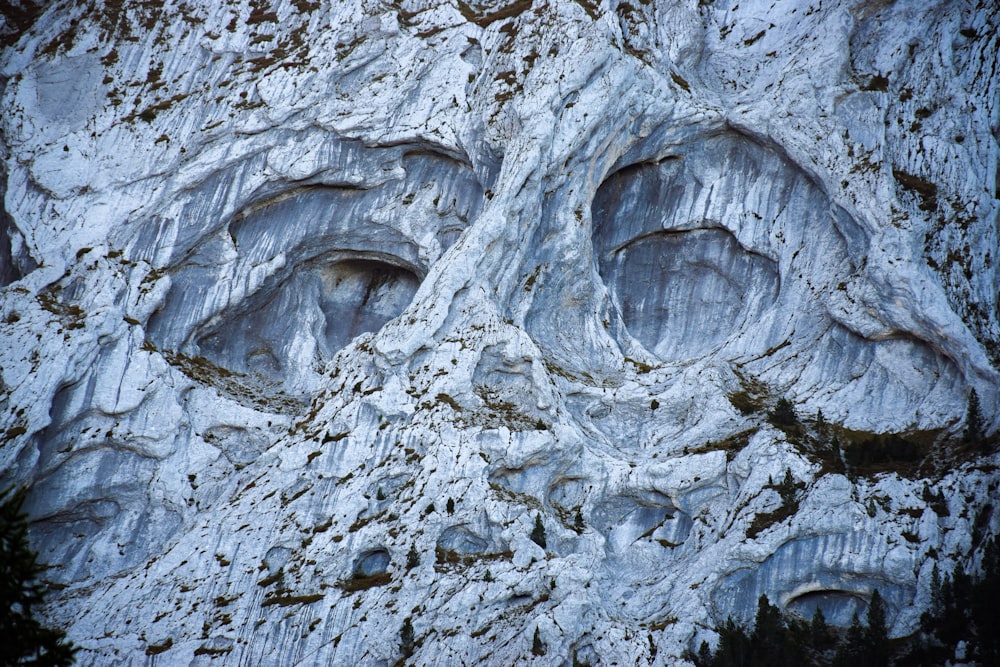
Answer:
1 0 998 664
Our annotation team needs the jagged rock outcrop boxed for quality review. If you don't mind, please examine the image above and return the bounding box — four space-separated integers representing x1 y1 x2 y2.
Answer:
1 0 998 664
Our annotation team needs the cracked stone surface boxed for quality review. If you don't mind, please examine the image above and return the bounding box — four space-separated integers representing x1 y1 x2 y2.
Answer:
1 0 998 664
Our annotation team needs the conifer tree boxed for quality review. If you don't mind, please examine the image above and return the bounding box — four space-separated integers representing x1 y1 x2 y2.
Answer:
531 627 546 656
963 389 985 448
777 469 797 504
831 435 847 475
940 563 972 648
927 563 942 618
713 617 751 667
837 612 865 666
399 617 415 658
769 398 798 427
0 487 77 666
530 513 547 549
810 606 834 651
865 589 889 666
405 543 420 570
972 536 1000 662
751 594 802 666
912 537 1000 664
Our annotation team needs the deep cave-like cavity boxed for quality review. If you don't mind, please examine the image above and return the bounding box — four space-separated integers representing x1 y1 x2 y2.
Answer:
591 132 868 363
353 548 391 578
145 148 484 394
592 151 781 361
195 257 419 381
711 534 912 627
437 525 490 555
596 227 778 359
785 589 870 625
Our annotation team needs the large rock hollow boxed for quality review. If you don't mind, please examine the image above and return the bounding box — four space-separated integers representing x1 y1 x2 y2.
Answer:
195 256 420 383
595 226 779 360
146 150 484 395
591 133 849 365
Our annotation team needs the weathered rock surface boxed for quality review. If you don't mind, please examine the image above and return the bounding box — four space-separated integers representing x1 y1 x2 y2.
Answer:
1 0 998 664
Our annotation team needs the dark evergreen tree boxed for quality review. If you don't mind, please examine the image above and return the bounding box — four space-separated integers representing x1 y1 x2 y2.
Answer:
830 435 847 474
865 589 889 666
940 563 972 649
971 536 1000 662
910 539 1000 665
810 606 835 652
405 543 420 570
530 513 546 550
399 617 415 658
696 640 713 667
750 595 785 665
751 594 802 666
574 508 585 533
831 612 865 667
963 389 984 447
531 627 546 656
769 398 798 427
777 468 797 504
921 563 942 633
713 617 752 667
0 486 77 666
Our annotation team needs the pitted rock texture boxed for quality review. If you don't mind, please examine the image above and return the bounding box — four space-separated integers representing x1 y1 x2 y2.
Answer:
1 0 998 664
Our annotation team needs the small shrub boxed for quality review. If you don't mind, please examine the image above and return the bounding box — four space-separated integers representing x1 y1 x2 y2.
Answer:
145 637 173 656
746 497 799 539
261 592 323 607
337 572 390 593
923 484 949 517
863 73 889 91
814 409 827 438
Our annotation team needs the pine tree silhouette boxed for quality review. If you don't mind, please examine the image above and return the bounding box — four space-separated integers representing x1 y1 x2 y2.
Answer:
963 389 985 448
0 487 77 666
865 589 889 666
405 543 420 570
530 513 547 549
531 627 546 656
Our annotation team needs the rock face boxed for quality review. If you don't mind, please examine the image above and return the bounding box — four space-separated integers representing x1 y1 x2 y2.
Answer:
1 0 998 664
